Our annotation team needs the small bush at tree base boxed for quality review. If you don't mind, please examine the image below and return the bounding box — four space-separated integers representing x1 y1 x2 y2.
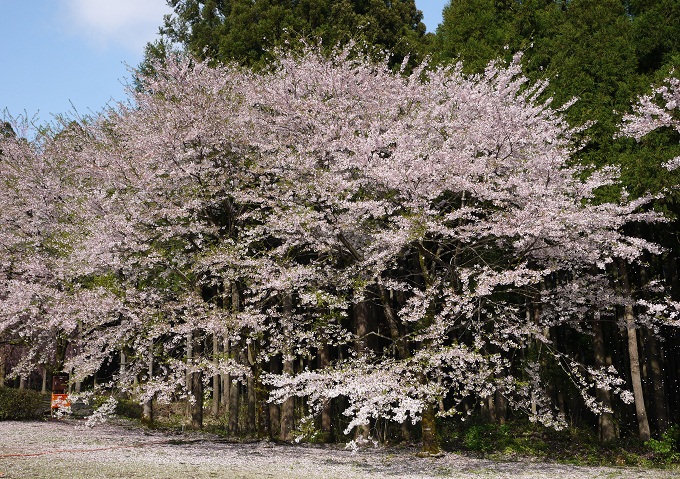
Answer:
0 387 49 420
647 426 680 464
115 398 142 420
438 416 662 466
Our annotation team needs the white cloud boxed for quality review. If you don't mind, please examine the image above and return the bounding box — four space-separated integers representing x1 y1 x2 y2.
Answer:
60 0 173 53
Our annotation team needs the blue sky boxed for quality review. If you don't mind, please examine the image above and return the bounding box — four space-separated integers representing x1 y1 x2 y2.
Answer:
0 1 447 129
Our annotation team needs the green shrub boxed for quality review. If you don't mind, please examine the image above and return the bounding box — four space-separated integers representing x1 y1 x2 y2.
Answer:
439 414 656 466
115 398 142 419
462 423 507 453
647 426 680 464
0 387 49 420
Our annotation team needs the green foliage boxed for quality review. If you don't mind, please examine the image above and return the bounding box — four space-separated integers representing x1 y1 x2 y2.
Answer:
115 398 143 420
146 0 429 70
618 128 680 206
439 416 669 467
630 0 680 74
463 422 509 453
441 417 550 456
0 387 49 420
435 0 564 74
435 0 517 73
646 426 680 464
290 415 326 444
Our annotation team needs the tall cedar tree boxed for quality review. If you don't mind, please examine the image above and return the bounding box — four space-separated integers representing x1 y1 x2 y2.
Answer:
143 0 429 69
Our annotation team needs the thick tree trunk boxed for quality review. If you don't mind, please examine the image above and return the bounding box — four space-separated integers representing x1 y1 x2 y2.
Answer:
318 344 333 442
664 252 679 300
416 249 441 454
354 300 370 356
212 334 220 416
377 284 408 359
221 371 230 409
279 294 296 441
257 379 270 439
377 284 411 441
625 309 650 441
55 336 67 373
142 400 154 426
142 350 154 426
186 331 193 419
486 393 496 422
186 331 192 420
268 401 281 439
0 351 5 386
221 281 232 413
187 331 203 430
353 300 372 439
254 356 270 439
222 339 232 419
269 357 281 439
495 390 507 425
640 263 670 435
246 344 257 434
418 403 441 456
647 332 669 435
190 367 203 429
618 259 651 441
280 357 295 441
228 369 240 435
228 283 241 435
592 313 617 441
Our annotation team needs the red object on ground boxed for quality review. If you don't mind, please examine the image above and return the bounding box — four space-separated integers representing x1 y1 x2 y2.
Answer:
50 393 71 411
50 373 71 414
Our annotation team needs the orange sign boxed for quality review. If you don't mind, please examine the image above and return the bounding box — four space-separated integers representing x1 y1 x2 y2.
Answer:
51 393 71 410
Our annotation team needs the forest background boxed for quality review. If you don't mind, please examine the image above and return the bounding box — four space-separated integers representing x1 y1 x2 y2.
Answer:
2 0 680 460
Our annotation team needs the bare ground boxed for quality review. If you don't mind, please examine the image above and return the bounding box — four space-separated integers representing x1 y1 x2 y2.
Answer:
0 420 678 479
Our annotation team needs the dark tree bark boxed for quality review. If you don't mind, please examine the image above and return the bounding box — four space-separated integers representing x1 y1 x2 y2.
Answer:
212 333 220 416
618 259 651 441
280 294 295 441
246 344 257 434
228 365 240 435
353 300 372 439
142 349 154 427
639 263 669 435
647 331 669 434
415 249 441 455
318 344 333 442
188 333 203 430
280 356 295 441
592 313 617 441
257 366 270 439
269 357 281 439
228 282 241 435
417 403 441 457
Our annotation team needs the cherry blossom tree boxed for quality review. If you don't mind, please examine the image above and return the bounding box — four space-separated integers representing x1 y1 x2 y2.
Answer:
242 48 661 452
0 118 109 388
4 46 670 452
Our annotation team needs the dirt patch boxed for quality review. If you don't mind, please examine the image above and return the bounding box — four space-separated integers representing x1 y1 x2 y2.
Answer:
0 420 678 479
